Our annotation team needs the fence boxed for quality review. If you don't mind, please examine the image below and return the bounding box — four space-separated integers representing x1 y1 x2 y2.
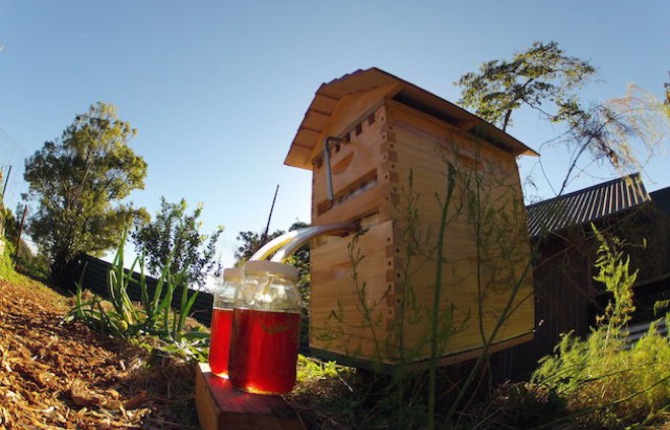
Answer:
70 254 214 327
71 253 313 354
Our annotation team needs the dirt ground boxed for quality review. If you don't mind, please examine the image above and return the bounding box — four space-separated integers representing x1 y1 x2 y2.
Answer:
0 277 200 429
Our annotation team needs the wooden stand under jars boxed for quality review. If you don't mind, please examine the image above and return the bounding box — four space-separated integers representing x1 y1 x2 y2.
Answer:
195 363 304 430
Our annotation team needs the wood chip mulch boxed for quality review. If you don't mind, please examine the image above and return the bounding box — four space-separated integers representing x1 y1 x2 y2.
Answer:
0 277 200 429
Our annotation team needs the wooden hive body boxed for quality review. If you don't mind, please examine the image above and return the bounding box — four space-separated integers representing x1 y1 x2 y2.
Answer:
285 68 536 370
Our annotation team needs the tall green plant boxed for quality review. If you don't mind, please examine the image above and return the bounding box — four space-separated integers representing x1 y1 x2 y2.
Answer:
66 236 208 361
426 161 458 430
440 146 534 429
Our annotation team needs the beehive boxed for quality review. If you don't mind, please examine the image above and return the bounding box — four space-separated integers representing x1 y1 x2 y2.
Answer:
285 68 537 370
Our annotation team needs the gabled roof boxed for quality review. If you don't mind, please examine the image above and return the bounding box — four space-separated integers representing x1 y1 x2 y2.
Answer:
526 173 651 238
284 67 538 170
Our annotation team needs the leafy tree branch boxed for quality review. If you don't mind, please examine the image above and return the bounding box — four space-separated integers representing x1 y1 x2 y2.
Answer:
131 197 224 290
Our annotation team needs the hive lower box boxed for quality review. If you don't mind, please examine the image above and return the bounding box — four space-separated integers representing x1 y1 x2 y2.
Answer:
308 217 534 371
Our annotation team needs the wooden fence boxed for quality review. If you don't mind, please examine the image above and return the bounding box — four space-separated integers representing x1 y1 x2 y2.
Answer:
70 254 214 326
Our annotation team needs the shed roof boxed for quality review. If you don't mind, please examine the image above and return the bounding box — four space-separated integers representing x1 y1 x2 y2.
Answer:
284 68 538 170
526 173 651 238
649 186 670 216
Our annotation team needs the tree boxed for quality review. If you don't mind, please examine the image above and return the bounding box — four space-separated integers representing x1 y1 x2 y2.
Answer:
665 73 670 116
131 197 224 290
23 102 147 287
457 41 668 195
553 84 668 194
456 40 596 133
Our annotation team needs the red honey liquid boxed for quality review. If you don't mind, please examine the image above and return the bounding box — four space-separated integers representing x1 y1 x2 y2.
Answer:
228 308 301 395
208 308 234 378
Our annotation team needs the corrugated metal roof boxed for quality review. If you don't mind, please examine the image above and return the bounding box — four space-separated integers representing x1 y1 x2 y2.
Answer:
526 173 651 237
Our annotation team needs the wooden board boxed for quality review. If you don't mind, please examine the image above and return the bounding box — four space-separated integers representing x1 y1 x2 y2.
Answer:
195 363 304 430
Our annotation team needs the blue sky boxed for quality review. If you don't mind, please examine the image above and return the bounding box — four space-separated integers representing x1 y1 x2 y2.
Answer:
1 1 668 268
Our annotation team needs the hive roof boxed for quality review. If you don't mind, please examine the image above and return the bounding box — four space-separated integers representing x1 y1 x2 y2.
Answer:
285 67 538 170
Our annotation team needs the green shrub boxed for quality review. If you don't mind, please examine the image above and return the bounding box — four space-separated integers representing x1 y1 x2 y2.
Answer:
0 239 16 280
65 236 209 361
531 227 670 428
296 355 347 385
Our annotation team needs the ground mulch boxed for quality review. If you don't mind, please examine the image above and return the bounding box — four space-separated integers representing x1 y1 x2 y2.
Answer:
0 277 200 429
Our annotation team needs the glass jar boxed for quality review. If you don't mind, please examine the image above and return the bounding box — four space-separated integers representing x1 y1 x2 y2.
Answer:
228 260 301 395
208 267 244 378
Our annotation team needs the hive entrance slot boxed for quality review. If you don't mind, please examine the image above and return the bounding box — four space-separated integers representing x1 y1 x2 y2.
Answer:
317 170 378 216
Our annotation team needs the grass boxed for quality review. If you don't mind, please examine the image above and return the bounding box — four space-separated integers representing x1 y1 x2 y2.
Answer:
0 240 23 284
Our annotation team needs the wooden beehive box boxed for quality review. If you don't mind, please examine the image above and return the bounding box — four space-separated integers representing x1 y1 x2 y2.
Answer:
285 68 537 370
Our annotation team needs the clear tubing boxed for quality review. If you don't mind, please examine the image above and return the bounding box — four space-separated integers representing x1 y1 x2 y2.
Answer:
270 222 359 262
248 222 359 262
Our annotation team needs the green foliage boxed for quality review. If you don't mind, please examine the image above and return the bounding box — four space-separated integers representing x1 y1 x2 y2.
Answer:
131 197 223 290
592 227 637 331
1 205 21 257
457 43 669 196
0 205 50 282
296 355 344 384
234 230 280 262
0 239 17 282
66 236 209 362
531 228 670 428
0 239 46 286
456 40 596 132
2 207 47 280
23 102 148 287
13 251 50 283
0 205 14 237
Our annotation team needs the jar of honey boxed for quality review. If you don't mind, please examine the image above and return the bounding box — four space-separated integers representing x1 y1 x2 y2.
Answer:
228 260 301 395
209 267 244 378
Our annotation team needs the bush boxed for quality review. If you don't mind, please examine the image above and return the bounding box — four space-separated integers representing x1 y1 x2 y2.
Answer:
65 236 209 361
531 227 670 428
0 238 16 280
